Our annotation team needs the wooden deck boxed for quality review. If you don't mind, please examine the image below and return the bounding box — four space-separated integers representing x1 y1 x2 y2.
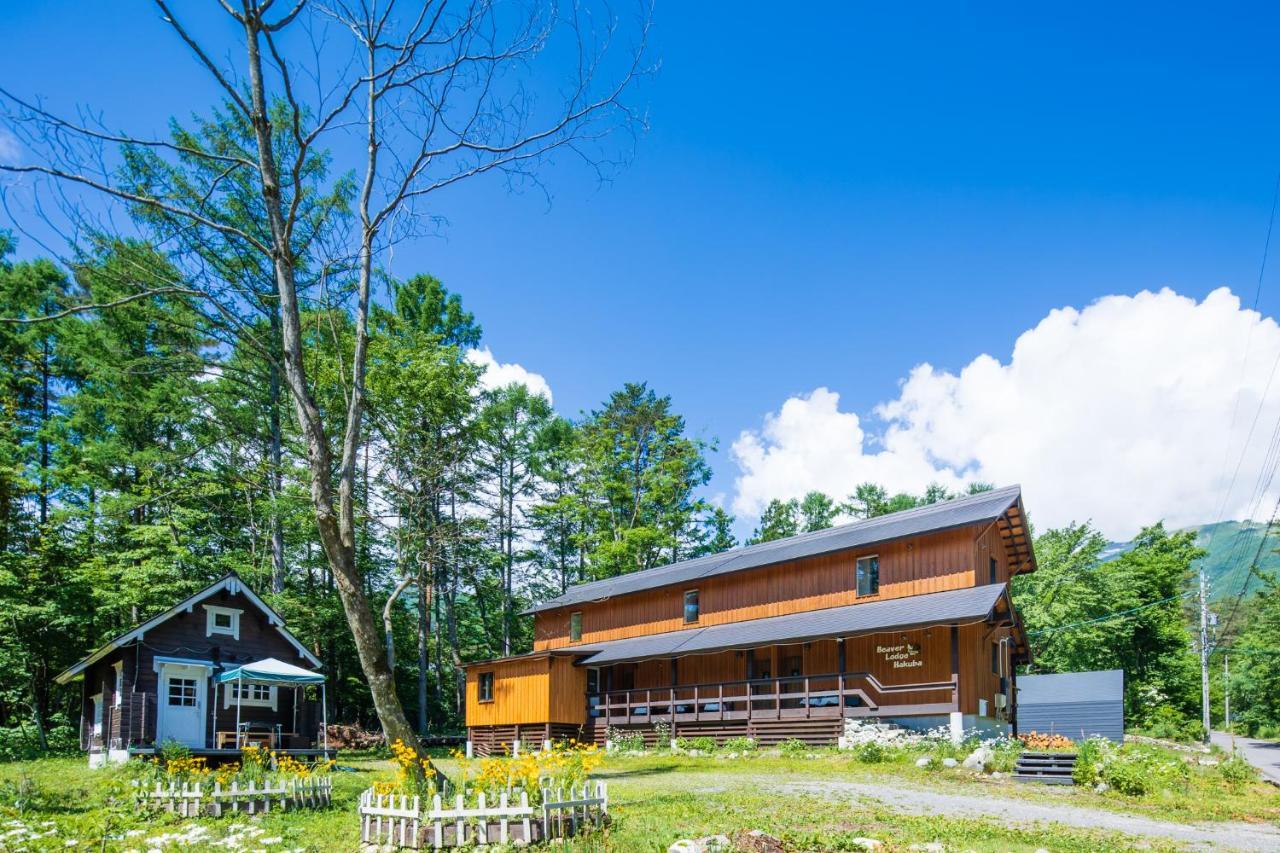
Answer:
590 671 958 726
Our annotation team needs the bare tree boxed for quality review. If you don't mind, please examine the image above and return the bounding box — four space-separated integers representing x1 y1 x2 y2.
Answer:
1 0 650 746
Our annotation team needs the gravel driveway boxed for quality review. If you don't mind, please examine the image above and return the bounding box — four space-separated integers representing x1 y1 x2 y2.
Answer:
780 779 1280 851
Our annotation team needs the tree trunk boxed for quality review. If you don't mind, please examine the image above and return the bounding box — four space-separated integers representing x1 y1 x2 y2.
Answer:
418 581 429 735
269 308 285 593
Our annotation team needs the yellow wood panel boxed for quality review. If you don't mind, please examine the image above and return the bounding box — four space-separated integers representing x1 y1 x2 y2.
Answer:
534 525 980 650
465 656 551 727
548 655 588 725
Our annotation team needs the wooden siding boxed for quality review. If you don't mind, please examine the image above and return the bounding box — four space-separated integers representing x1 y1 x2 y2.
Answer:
75 587 318 750
535 525 981 650
466 655 588 727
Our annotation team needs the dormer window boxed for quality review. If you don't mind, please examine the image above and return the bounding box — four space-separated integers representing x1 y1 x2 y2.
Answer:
570 612 583 642
204 605 242 640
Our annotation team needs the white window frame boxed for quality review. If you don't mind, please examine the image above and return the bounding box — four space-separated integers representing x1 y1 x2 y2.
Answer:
203 605 243 640
223 681 278 711
113 661 123 708
856 554 880 597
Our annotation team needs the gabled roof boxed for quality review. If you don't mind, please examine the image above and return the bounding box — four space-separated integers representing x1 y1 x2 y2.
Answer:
568 583 1013 666
54 574 321 684
527 484 1032 614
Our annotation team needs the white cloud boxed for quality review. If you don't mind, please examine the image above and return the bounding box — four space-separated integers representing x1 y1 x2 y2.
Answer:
465 347 553 403
0 128 19 165
731 287 1280 539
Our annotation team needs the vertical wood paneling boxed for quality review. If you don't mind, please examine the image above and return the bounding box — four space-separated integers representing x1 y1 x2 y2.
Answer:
535 525 983 649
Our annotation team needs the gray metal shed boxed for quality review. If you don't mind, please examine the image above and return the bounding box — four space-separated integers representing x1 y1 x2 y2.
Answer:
1016 669 1124 742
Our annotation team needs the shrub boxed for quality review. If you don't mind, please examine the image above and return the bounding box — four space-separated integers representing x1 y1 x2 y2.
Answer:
653 720 672 747
778 738 808 757
853 741 889 763
1072 737 1107 786
1219 754 1258 790
675 735 716 752
722 736 756 753
607 728 646 753
1136 706 1204 743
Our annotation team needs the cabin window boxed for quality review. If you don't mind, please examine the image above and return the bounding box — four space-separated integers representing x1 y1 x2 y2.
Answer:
167 678 198 707
225 681 277 710
569 612 583 642
113 662 123 708
856 555 879 597
586 668 600 695
478 672 494 702
683 589 700 624
90 693 103 736
204 605 242 640
989 556 998 585
991 641 1002 676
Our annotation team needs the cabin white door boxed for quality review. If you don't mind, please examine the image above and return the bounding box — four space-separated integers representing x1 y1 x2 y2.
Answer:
157 663 207 748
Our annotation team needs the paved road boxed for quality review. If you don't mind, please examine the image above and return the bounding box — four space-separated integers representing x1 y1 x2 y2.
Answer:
781 778 1280 851
1214 730 1280 785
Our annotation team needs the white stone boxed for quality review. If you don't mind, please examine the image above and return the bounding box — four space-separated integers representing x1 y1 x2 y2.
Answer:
915 757 932 768
941 758 958 768
962 746 993 771
851 839 882 850
1094 782 1108 793
698 835 732 852
668 841 701 853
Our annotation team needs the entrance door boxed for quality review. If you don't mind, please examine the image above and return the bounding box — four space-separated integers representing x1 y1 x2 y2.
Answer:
157 663 207 748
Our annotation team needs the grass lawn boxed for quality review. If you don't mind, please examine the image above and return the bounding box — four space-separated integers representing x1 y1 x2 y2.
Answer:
0 748 1275 851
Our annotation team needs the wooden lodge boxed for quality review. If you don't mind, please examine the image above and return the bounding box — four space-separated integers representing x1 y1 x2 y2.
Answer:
55 574 332 766
462 485 1035 754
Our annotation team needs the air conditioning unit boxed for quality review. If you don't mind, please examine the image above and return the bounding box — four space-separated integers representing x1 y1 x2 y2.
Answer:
994 693 1007 709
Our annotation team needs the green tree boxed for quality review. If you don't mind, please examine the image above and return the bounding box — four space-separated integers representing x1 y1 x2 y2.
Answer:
748 499 799 544
799 491 838 532
576 383 712 578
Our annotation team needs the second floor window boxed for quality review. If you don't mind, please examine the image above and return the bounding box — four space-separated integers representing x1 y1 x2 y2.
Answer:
570 611 583 642
856 555 879 597
478 672 494 702
989 556 998 585
683 589 700 623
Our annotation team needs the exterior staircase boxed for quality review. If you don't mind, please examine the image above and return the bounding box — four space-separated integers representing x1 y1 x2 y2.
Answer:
1013 751 1077 785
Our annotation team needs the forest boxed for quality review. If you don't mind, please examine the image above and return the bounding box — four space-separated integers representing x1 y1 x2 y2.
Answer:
0 0 1276 764
2 225 1279 758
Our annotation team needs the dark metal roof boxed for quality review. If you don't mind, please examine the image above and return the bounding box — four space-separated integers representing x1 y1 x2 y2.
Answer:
1017 669 1124 705
573 583 1010 666
527 484 1026 614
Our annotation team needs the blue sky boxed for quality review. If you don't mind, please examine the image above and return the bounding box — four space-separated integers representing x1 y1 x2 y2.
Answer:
5 2 1280 538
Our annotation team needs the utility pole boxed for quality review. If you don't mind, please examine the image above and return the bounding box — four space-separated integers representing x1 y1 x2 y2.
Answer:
1224 653 1230 732
1199 569 1211 743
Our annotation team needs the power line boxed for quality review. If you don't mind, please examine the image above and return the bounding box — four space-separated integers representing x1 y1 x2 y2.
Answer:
1027 591 1193 638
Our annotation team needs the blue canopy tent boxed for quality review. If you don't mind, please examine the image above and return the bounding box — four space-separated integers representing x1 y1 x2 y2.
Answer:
215 657 327 752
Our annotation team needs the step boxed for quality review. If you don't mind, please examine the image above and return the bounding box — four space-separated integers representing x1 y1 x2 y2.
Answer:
1014 767 1074 776
1019 752 1078 760
1013 774 1075 785
1016 758 1077 768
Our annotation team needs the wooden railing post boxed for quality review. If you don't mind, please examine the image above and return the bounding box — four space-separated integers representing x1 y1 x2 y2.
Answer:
693 684 699 721
775 677 781 719
718 683 724 721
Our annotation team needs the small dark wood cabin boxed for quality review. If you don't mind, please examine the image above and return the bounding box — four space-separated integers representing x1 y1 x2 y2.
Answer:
55 573 327 766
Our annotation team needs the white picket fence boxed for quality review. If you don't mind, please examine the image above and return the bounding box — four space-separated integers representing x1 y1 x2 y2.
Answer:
358 781 607 849
133 776 333 817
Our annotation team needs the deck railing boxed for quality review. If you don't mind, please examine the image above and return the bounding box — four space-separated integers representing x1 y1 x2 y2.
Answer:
589 671 958 725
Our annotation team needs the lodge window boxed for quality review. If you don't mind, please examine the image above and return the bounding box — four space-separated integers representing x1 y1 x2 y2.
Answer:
204 605 242 640
989 556 998 585
991 642 1001 676
570 611 583 642
113 662 123 708
856 555 879 597
683 589 700 624
167 678 198 707
478 672 494 702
